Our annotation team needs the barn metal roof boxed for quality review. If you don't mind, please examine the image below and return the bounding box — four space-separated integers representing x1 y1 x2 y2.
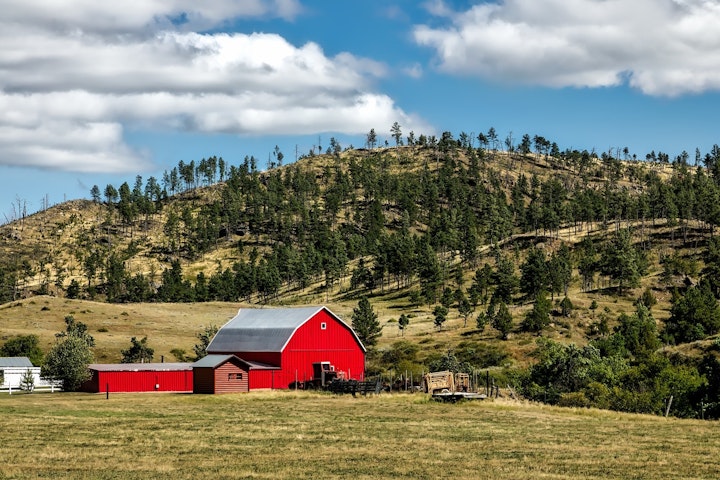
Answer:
0 357 33 368
207 306 362 353
88 363 193 372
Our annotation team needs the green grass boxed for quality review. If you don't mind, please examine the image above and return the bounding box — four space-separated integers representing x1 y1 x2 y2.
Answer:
1 392 718 479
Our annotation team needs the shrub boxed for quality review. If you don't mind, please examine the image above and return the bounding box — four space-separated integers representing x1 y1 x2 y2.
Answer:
557 392 591 408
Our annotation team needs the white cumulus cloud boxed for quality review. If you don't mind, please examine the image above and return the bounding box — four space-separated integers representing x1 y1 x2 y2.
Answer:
414 0 720 97
0 0 427 173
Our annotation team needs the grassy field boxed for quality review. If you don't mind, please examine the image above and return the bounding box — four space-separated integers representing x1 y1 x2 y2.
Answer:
1 391 718 479
0 297 243 362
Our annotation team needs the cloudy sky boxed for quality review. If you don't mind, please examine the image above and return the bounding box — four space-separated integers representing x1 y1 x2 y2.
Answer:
3 0 720 220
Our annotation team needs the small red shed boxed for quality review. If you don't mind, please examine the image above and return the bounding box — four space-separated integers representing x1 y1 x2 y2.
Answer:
81 363 193 393
192 354 279 394
205 306 366 390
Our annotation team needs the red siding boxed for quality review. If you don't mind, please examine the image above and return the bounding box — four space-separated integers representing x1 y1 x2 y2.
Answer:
249 369 278 390
237 352 281 366
277 309 365 389
90 370 193 393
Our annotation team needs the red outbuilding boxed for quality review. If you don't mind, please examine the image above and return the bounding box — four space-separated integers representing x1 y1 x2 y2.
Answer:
192 354 279 394
200 306 366 392
81 363 193 393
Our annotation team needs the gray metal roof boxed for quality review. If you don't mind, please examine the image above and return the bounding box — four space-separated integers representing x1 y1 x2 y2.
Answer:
192 354 280 370
192 354 237 368
88 363 192 372
0 357 33 368
207 306 331 353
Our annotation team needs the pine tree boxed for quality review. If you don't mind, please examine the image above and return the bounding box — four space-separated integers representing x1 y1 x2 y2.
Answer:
664 281 720 343
193 325 219 360
600 229 644 295
520 247 548 297
121 337 154 363
457 292 475 327
352 297 382 347
20 369 35 392
492 302 513 340
398 314 410 337
521 292 552 333
433 305 449 331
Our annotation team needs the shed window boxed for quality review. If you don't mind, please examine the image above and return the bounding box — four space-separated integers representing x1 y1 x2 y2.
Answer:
320 322 327 330
228 373 243 381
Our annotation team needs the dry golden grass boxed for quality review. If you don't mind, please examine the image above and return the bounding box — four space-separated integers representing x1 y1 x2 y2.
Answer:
1 391 718 479
0 296 242 362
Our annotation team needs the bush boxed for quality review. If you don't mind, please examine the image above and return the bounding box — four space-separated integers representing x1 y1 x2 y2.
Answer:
0 334 44 366
583 382 611 410
557 392 591 408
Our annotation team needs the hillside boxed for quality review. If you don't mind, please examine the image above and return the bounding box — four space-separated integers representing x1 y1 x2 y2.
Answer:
2 136 720 417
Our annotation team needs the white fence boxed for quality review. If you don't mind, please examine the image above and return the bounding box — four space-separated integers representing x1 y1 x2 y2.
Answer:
0 383 63 394
0 367 63 394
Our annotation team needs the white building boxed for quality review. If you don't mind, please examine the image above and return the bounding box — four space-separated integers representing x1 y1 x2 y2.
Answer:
0 357 60 392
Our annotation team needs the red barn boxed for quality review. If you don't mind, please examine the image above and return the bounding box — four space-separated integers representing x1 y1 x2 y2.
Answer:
81 363 193 393
200 306 365 391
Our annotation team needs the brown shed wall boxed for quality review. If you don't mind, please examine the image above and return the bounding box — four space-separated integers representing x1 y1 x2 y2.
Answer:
213 362 249 393
193 367 216 394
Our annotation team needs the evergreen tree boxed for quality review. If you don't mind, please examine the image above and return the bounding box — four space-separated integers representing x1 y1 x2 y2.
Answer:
493 255 518 303
663 281 720 343
390 122 402 146
57 315 95 347
559 296 574 317
456 292 475 327
475 311 488 332
90 185 101 203
19 368 35 392
614 304 660 359
398 314 410 337
600 229 644 295
193 325 219 360
366 128 377 149
492 302 513 340
521 291 552 333
577 237 598 292
66 279 81 299
440 287 454 309
120 336 154 363
520 247 548 297
433 305 449 331
352 297 382 347
549 244 572 298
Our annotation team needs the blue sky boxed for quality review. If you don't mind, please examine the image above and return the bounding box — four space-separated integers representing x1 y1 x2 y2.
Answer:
2 0 720 221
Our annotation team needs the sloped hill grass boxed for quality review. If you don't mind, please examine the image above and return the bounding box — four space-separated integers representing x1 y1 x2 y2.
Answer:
1 391 718 479
0 296 242 362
